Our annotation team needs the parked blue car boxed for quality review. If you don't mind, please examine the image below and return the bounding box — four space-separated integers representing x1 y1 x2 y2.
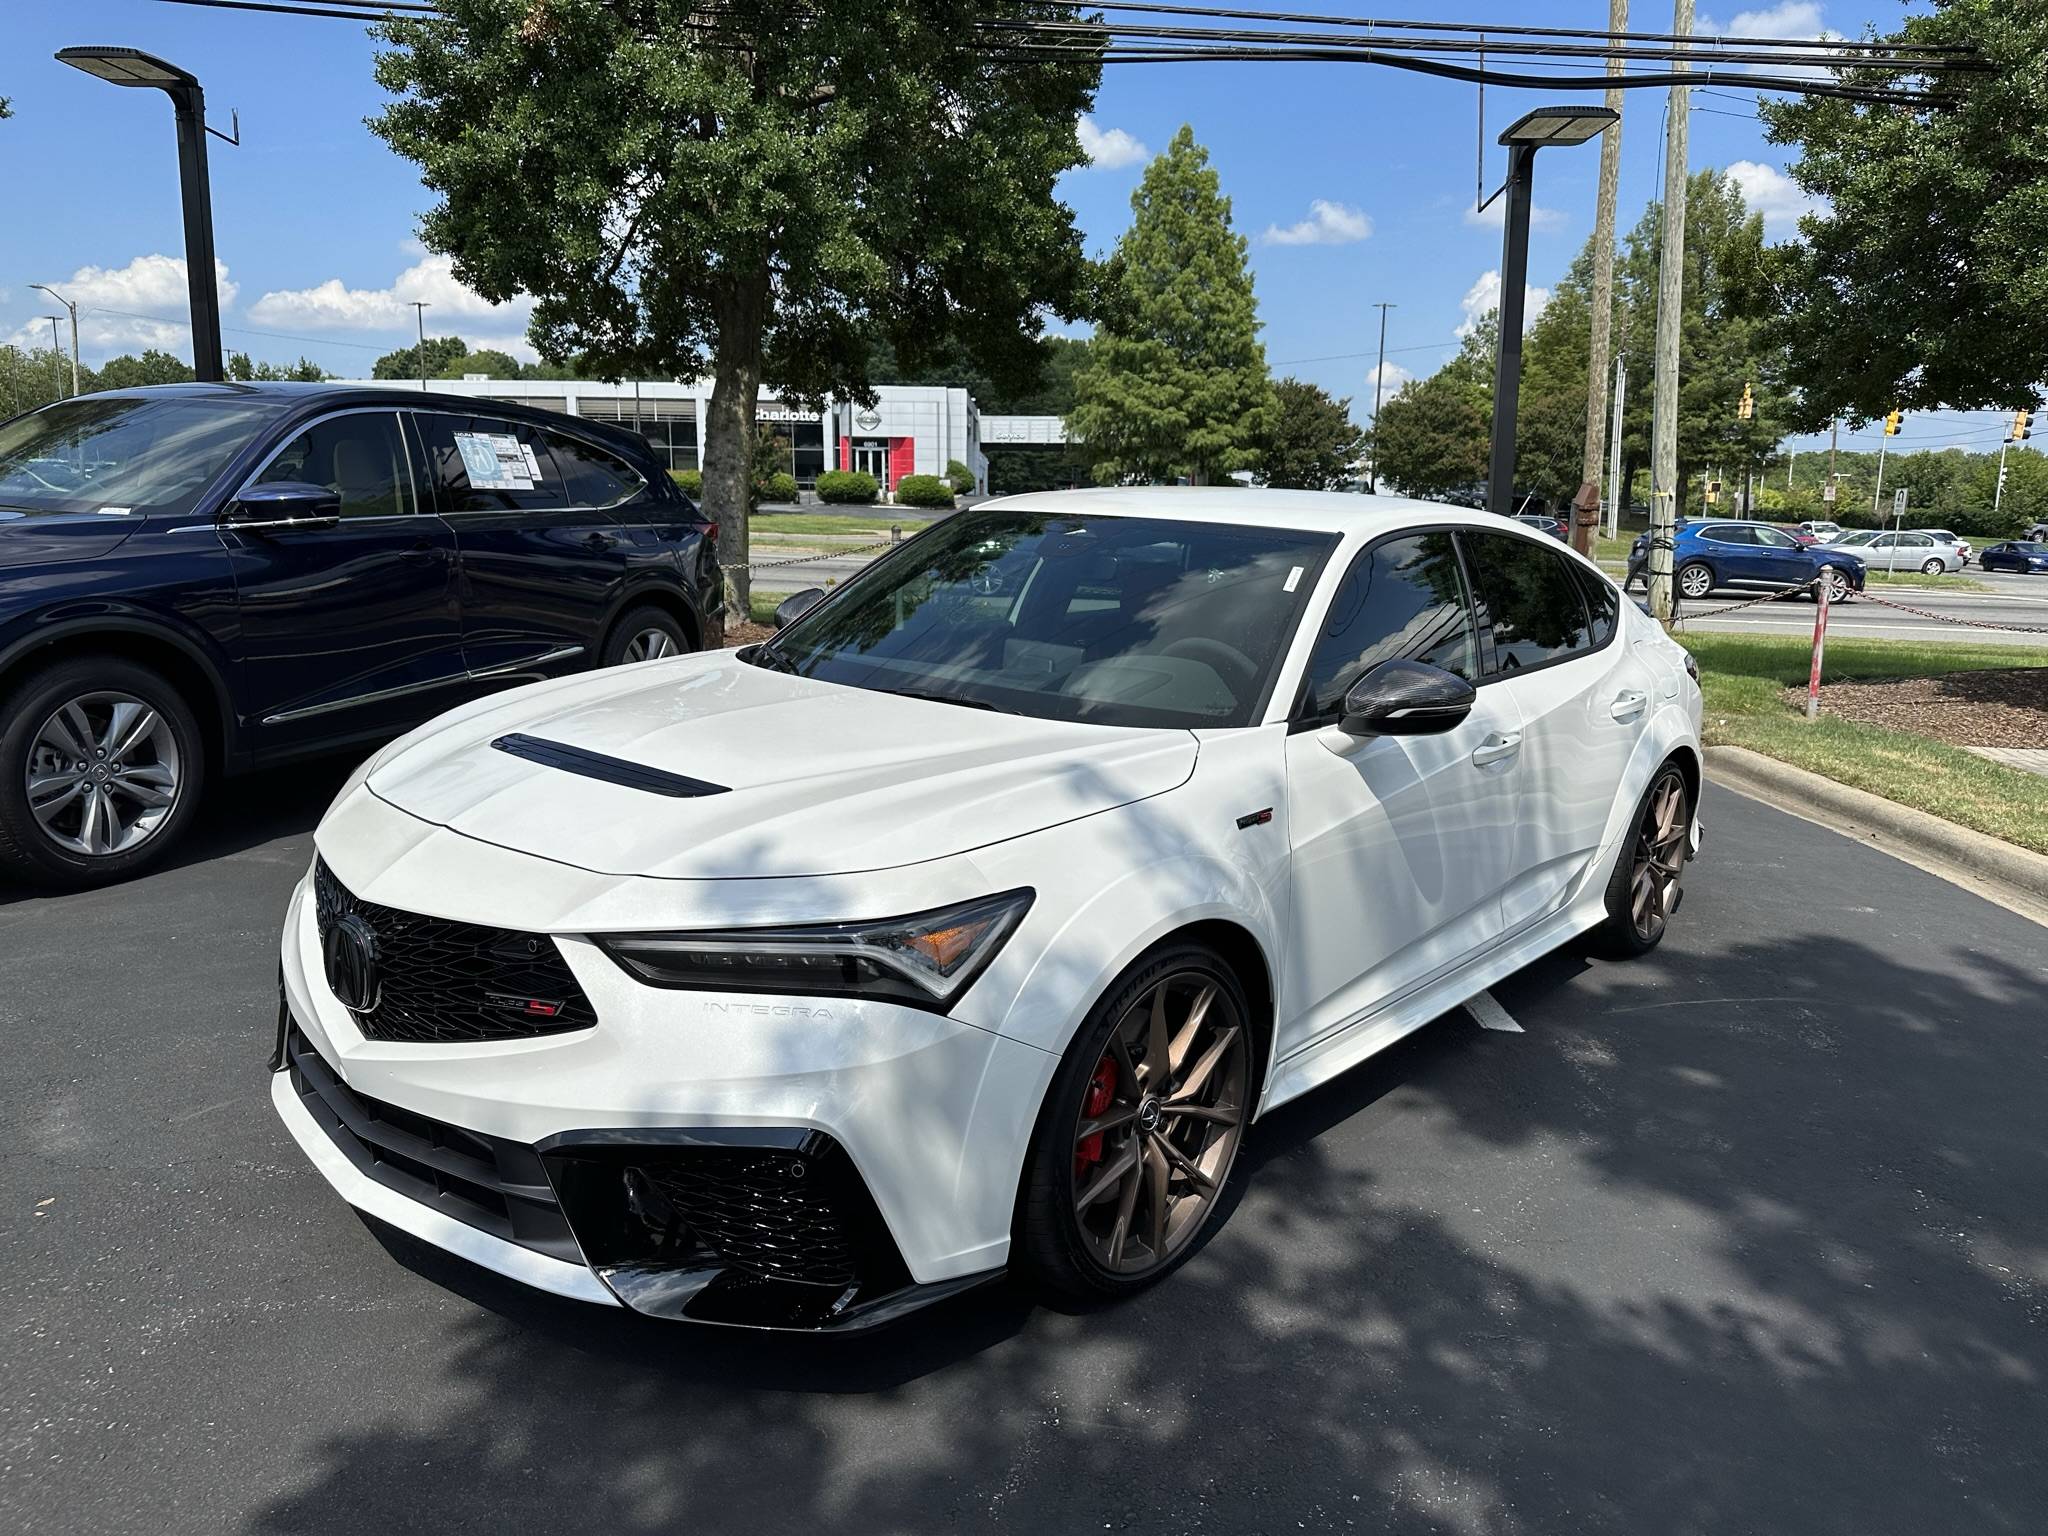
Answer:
1627 519 1865 605
0 383 723 887
1978 540 2048 575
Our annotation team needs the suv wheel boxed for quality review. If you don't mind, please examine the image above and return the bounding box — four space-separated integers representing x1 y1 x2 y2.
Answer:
601 605 691 666
1676 561 1715 600
1820 566 1852 604
0 657 207 888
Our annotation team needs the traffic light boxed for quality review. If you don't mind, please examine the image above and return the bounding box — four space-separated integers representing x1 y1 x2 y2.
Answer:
2014 409 2034 442
1705 478 1721 505
1883 409 1903 436
1737 383 1754 421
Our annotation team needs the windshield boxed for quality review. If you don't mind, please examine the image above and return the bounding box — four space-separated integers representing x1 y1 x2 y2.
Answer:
0 396 274 519
759 508 1338 728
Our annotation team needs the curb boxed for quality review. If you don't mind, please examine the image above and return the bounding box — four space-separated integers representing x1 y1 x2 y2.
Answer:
1704 745 2048 921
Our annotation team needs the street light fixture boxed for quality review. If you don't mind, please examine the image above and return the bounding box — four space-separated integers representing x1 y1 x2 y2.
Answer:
55 46 225 383
30 285 80 397
1484 104 1618 520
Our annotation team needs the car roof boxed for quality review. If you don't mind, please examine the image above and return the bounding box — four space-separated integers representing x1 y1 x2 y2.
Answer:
975 486 1534 539
73 380 554 415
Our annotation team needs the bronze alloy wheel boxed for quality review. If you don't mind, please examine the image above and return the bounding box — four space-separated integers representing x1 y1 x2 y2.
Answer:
1630 770 1690 944
1068 970 1250 1276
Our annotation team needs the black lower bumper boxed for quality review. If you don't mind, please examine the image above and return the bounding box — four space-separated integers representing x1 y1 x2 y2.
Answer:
281 1020 998 1331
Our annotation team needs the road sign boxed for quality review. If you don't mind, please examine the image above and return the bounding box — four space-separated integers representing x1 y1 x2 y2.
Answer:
1822 479 1837 503
1892 488 1908 518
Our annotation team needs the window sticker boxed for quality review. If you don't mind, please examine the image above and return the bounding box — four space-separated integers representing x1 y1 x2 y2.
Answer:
96 506 133 517
1283 565 1304 593
454 431 534 490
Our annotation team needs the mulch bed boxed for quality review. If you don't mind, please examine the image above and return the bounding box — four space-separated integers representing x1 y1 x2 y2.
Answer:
727 617 776 647
1787 668 2048 749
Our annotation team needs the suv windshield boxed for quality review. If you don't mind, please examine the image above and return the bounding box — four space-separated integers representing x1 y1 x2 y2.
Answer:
759 508 1338 728
0 396 274 518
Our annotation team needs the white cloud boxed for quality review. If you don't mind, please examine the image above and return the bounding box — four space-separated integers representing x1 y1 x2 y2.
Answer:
1364 361 1414 403
1077 116 1148 170
1455 269 1552 339
1463 199 1567 234
248 254 531 333
1725 159 1826 237
1702 2 1845 80
1261 199 1373 247
14 254 238 356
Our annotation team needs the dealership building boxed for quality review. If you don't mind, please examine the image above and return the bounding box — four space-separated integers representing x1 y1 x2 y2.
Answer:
344 376 1004 495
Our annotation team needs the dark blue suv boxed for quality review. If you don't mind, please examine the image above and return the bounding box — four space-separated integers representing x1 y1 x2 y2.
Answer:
1627 519 1864 606
0 383 723 886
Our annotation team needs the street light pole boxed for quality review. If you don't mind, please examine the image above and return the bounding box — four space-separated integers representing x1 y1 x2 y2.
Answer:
31 285 81 395
55 47 226 382
410 302 431 389
1485 106 1618 521
1368 301 1393 493
1575 0 1629 557
1647 0 1695 622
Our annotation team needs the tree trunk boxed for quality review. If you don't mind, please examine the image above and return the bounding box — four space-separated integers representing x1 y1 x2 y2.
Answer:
701 278 766 614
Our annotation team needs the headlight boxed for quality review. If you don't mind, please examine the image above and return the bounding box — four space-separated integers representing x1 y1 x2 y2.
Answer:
595 889 1035 1012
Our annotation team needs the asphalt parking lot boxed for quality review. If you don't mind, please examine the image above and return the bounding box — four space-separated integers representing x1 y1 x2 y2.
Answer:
3 770 2044 1535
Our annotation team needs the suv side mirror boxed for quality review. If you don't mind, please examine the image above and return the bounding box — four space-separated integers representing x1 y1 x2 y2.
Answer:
774 588 826 629
223 481 342 531
1339 659 1477 738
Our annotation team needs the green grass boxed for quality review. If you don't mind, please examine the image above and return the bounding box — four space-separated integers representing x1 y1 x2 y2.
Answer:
1864 569 1990 592
1677 633 2048 855
750 512 904 538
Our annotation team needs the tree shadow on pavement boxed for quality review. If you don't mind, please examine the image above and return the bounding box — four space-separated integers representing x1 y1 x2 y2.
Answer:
243 926 2048 1536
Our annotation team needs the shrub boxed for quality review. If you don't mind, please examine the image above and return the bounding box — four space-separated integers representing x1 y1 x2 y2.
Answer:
753 470 799 504
895 473 956 508
945 458 976 496
670 468 702 500
815 469 879 504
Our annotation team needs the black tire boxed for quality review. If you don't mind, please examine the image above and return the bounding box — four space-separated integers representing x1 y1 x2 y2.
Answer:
1921 558 1945 576
0 656 208 889
600 605 691 667
1589 760 1692 959
1015 941 1256 1304
1675 561 1715 602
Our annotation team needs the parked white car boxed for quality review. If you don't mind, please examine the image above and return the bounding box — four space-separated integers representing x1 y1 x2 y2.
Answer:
273 490 1705 1329
1916 529 1973 564
1797 519 1843 541
1823 529 1965 574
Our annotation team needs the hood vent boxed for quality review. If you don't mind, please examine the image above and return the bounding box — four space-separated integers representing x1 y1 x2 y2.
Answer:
490 734 730 799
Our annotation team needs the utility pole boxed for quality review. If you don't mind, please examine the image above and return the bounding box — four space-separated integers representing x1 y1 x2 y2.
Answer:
1646 0 1694 621
1995 437 2009 512
30 285 80 396
1607 351 1627 540
39 317 65 397
1575 0 1629 558
1872 432 1888 515
1367 301 1394 493
1786 448 1795 491
409 301 431 389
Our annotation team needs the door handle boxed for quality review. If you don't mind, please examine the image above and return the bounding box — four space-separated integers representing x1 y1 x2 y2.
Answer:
1609 689 1649 721
1471 731 1522 767
403 537 440 562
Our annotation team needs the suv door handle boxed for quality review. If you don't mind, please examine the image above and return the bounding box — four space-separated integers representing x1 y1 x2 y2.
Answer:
1610 689 1649 721
1471 731 1522 767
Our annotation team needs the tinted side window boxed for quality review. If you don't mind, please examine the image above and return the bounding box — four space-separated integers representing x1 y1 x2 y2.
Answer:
1461 531 1593 674
547 430 643 508
255 412 410 519
416 413 566 513
1303 532 1477 717
1569 561 1620 647
1704 524 1753 544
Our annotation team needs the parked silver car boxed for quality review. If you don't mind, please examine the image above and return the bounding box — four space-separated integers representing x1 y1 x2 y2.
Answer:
1915 528 1973 564
1823 529 1965 575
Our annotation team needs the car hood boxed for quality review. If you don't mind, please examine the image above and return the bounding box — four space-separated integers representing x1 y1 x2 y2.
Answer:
0 507 149 565
364 651 1199 879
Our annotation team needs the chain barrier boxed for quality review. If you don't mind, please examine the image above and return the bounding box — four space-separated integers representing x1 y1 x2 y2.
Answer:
1650 569 2048 636
720 536 895 576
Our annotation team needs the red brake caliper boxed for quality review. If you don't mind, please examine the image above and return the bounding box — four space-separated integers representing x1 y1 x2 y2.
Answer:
1074 1056 1118 1178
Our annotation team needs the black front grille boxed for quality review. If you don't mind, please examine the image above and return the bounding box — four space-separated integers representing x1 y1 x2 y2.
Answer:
637 1149 860 1288
283 1025 581 1262
312 858 595 1044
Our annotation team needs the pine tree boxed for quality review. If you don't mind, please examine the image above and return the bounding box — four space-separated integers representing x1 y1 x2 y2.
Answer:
1071 126 1274 485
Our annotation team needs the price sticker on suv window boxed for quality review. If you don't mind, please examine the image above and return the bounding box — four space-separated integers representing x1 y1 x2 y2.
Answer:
454 431 535 490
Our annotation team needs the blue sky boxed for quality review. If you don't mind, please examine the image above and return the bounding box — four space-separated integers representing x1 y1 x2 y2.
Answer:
0 0 2017 456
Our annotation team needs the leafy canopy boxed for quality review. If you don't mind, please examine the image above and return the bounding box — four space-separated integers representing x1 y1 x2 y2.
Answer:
1761 0 2048 425
1070 126 1274 485
1259 378 1366 491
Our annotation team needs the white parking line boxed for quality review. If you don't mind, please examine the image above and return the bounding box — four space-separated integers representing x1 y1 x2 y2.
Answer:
1464 990 1524 1033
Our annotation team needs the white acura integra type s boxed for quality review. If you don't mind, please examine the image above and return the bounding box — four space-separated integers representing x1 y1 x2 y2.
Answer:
274 489 1703 1330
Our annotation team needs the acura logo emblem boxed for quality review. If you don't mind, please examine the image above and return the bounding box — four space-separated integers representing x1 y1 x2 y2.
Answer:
323 912 382 1013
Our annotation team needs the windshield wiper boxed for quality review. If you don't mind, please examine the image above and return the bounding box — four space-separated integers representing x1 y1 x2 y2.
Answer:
745 644 796 673
875 686 1011 713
